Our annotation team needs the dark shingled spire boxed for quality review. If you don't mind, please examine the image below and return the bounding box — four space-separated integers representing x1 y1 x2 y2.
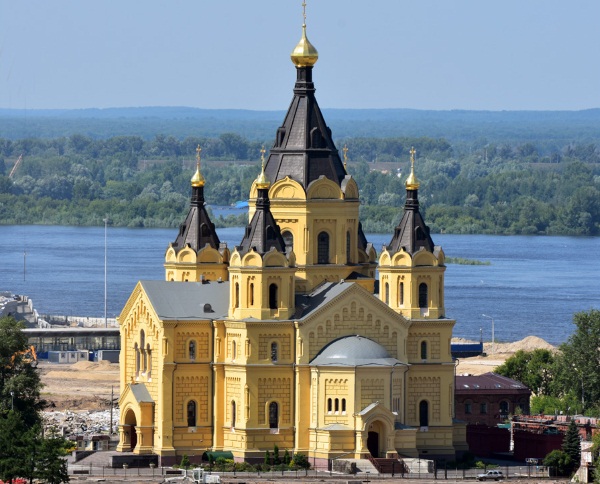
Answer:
264 66 347 189
170 182 220 254
237 187 286 256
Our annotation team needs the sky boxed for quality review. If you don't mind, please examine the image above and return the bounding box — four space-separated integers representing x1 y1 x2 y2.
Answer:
1 1 599 112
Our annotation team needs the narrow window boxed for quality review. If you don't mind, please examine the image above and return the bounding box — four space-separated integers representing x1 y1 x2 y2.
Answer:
419 400 429 427
269 283 278 310
231 340 237 360
465 402 472 414
385 282 390 304
187 400 197 427
342 399 346 413
317 232 329 264
480 402 488 414
134 343 140 376
335 398 339 412
419 283 428 309
189 341 196 361
282 231 294 252
271 342 278 362
231 401 236 428
249 283 254 306
269 402 279 429
327 398 332 413
234 283 240 309
140 330 146 372
146 346 152 378
346 231 351 264
399 282 404 306
420 341 428 360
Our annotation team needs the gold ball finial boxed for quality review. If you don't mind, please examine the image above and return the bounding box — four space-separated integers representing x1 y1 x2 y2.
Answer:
191 144 205 187
405 146 420 190
255 146 270 189
291 1 319 67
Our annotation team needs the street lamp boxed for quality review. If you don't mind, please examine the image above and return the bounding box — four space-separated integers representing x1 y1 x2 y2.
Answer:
482 314 494 355
103 216 109 328
10 391 14 411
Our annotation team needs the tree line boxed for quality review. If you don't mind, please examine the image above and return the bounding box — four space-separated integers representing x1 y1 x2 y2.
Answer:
0 134 599 235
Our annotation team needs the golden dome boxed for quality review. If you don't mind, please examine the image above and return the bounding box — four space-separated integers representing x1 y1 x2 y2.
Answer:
405 147 420 190
291 24 319 67
191 145 205 187
255 146 270 189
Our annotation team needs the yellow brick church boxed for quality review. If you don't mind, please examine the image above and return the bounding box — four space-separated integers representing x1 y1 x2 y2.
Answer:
117 13 467 466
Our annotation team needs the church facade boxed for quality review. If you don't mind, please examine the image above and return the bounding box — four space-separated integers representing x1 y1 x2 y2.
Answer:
117 17 467 466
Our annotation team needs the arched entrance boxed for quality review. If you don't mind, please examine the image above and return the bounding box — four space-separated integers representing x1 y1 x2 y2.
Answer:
366 420 385 458
124 408 137 451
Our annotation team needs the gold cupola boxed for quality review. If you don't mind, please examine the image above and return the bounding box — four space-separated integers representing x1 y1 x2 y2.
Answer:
191 144 205 187
255 146 270 189
405 146 420 190
291 3 318 67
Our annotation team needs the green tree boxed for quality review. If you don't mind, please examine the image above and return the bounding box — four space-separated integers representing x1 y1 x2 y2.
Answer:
495 348 555 396
180 454 191 469
273 444 280 465
543 449 572 476
562 419 581 474
264 450 271 466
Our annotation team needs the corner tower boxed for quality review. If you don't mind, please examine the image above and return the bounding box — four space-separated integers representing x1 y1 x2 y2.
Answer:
378 148 446 319
252 9 376 294
165 146 229 282
229 151 296 320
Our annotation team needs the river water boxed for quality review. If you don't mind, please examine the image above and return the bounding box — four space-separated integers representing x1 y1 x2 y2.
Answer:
1 224 598 346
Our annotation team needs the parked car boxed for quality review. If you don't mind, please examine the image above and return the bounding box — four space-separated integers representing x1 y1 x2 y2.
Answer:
477 470 504 481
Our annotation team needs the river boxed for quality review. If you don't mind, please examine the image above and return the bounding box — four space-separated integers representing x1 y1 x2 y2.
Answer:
1 224 598 346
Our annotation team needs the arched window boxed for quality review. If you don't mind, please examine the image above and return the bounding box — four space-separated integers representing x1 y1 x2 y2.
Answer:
189 341 196 361
140 330 146 372
499 401 509 414
269 402 279 429
419 400 429 427
327 398 332 413
420 341 428 360
282 231 294 253
335 398 339 412
234 283 240 309
134 343 140 376
399 282 404 306
269 284 278 310
419 283 428 309
187 400 197 427
231 340 237 360
342 399 346 413
146 345 152 378
346 231 351 264
384 282 390 304
465 401 472 414
271 342 278 362
249 283 254 306
317 232 329 264
231 401 236 428
480 402 488 414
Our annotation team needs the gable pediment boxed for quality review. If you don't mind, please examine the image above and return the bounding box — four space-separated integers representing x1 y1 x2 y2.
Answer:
297 283 409 363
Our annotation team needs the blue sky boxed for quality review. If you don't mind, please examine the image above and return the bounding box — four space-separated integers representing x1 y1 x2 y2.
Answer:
1 0 599 111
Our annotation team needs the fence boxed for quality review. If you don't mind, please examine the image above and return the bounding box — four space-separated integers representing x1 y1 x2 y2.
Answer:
68 463 557 480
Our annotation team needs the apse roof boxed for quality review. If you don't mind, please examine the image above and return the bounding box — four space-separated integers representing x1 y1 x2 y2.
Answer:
310 335 406 367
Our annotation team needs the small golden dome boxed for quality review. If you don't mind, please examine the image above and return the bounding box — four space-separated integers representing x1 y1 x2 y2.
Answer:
405 147 420 190
255 146 270 189
291 24 319 67
191 145 205 187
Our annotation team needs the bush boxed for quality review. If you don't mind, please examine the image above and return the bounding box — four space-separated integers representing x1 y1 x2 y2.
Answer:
290 453 310 470
544 449 572 476
180 454 191 469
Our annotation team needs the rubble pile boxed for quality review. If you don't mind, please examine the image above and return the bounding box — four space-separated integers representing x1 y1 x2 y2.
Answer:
42 409 119 437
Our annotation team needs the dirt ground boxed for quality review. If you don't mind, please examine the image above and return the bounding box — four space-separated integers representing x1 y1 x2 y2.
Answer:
38 336 555 411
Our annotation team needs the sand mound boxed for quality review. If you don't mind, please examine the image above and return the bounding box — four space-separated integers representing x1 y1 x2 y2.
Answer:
486 336 556 354
71 361 99 371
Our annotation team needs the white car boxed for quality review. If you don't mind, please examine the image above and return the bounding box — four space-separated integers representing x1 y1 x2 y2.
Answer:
477 470 504 481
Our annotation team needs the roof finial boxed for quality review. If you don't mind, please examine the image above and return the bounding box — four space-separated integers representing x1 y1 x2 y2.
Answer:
191 144 205 187
343 144 349 172
255 145 270 189
405 146 420 190
291 1 319 67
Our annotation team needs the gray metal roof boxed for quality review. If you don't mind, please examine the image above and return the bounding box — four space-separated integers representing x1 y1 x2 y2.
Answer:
130 383 153 403
310 335 406 367
140 280 230 320
294 282 353 319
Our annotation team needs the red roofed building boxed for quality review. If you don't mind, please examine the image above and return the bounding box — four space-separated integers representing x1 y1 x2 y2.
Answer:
455 373 531 426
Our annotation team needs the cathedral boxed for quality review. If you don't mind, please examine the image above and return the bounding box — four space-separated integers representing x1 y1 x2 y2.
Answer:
117 12 467 466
